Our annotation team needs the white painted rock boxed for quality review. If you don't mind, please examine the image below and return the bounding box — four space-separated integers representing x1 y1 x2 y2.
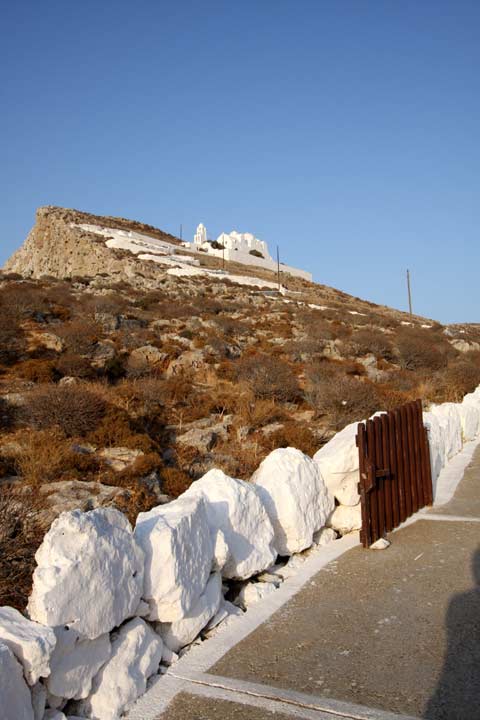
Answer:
28 508 144 640
430 403 462 461
76 618 162 720
251 447 334 555
157 572 222 653
423 411 446 485
235 581 276 609
212 529 230 572
312 527 337 546
370 538 390 550
314 422 360 506
135 495 214 622
44 712 67 720
327 503 362 535
47 626 111 700
31 682 47 720
202 600 243 638
182 469 277 580
0 606 56 684
0 641 34 720
458 400 480 441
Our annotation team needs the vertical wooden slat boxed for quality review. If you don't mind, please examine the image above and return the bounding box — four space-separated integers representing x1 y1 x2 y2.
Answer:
406 403 419 513
374 416 385 541
400 405 412 518
388 411 400 528
381 413 393 532
366 419 379 544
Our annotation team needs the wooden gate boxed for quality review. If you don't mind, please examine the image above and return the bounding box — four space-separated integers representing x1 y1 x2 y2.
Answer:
356 399 433 547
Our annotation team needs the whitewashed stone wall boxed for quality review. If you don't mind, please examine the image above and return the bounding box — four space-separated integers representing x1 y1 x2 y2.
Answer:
1 388 479 719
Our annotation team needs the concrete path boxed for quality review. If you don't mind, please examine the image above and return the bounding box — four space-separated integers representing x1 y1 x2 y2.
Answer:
129 443 480 720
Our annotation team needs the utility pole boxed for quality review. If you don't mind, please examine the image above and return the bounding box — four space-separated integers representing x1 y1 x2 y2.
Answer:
277 245 281 291
406 269 413 315
222 243 225 270
179 224 183 241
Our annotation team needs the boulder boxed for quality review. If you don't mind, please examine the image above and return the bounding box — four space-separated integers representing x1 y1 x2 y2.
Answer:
44 712 67 720
157 572 222 652
0 641 34 720
0 606 56 684
99 446 144 471
28 508 144 640
327 503 362 535
31 682 47 720
47 627 111 700
251 447 334 555
127 345 167 373
182 469 277 580
312 527 337 546
166 349 206 376
235 582 276 609
76 618 162 720
91 341 117 369
313 422 360 506
176 418 229 453
135 495 214 622
423 411 446 484
457 401 480 441
430 403 463 461
38 480 125 525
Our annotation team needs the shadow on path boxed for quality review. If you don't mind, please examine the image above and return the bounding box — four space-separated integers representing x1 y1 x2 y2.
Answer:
424 546 480 719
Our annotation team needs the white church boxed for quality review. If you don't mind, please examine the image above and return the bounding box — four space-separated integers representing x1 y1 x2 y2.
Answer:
190 224 312 281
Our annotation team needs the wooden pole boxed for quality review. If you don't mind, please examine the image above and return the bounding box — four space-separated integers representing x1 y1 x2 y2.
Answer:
407 269 413 315
277 245 281 291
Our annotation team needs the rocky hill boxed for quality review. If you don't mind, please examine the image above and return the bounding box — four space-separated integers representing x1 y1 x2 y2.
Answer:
1 206 480 611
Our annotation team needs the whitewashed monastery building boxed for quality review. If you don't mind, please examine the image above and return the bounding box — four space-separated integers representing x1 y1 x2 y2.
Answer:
190 224 312 281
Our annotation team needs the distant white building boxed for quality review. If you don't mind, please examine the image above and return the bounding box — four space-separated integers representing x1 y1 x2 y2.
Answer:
190 224 312 282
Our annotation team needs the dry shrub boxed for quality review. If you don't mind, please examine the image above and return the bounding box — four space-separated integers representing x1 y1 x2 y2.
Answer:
0 310 24 364
26 384 106 437
16 359 57 383
87 406 154 452
346 328 394 360
265 423 319 457
55 319 101 355
113 486 158 525
235 353 300 402
0 487 46 610
14 428 73 485
55 353 96 379
396 328 450 371
161 467 192 498
306 375 380 429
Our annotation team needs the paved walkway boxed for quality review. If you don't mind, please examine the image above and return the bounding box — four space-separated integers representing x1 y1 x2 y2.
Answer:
129 443 480 720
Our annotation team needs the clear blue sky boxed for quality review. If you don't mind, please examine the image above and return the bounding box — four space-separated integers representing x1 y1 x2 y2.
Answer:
1 1 479 323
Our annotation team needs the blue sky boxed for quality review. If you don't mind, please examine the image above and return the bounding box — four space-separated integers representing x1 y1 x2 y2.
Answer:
1 0 479 323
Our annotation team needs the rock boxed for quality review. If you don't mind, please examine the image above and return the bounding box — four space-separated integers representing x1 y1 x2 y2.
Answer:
255 572 282 587
312 527 337 546
47 627 111 700
157 572 222 653
0 641 34 720
182 469 277 580
370 538 390 550
75 618 162 720
99 446 144 471
457 400 480 441
90 340 117 369
58 376 80 386
127 345 167 374
212 529 229 572
31 682 47 720
28 508 144 640
135 495 214 622
451 339 480 353
176 418 229 453
430 403 463 461
0 606 56 684
166 349 206 376
38 480 125 524
314 422 360 506
202 600 243 638
423 411 446 484
44 712 67 720
234 582 276 609
327 503 362 535
161 646 178 666
28 330 64 353
251 447 334 555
